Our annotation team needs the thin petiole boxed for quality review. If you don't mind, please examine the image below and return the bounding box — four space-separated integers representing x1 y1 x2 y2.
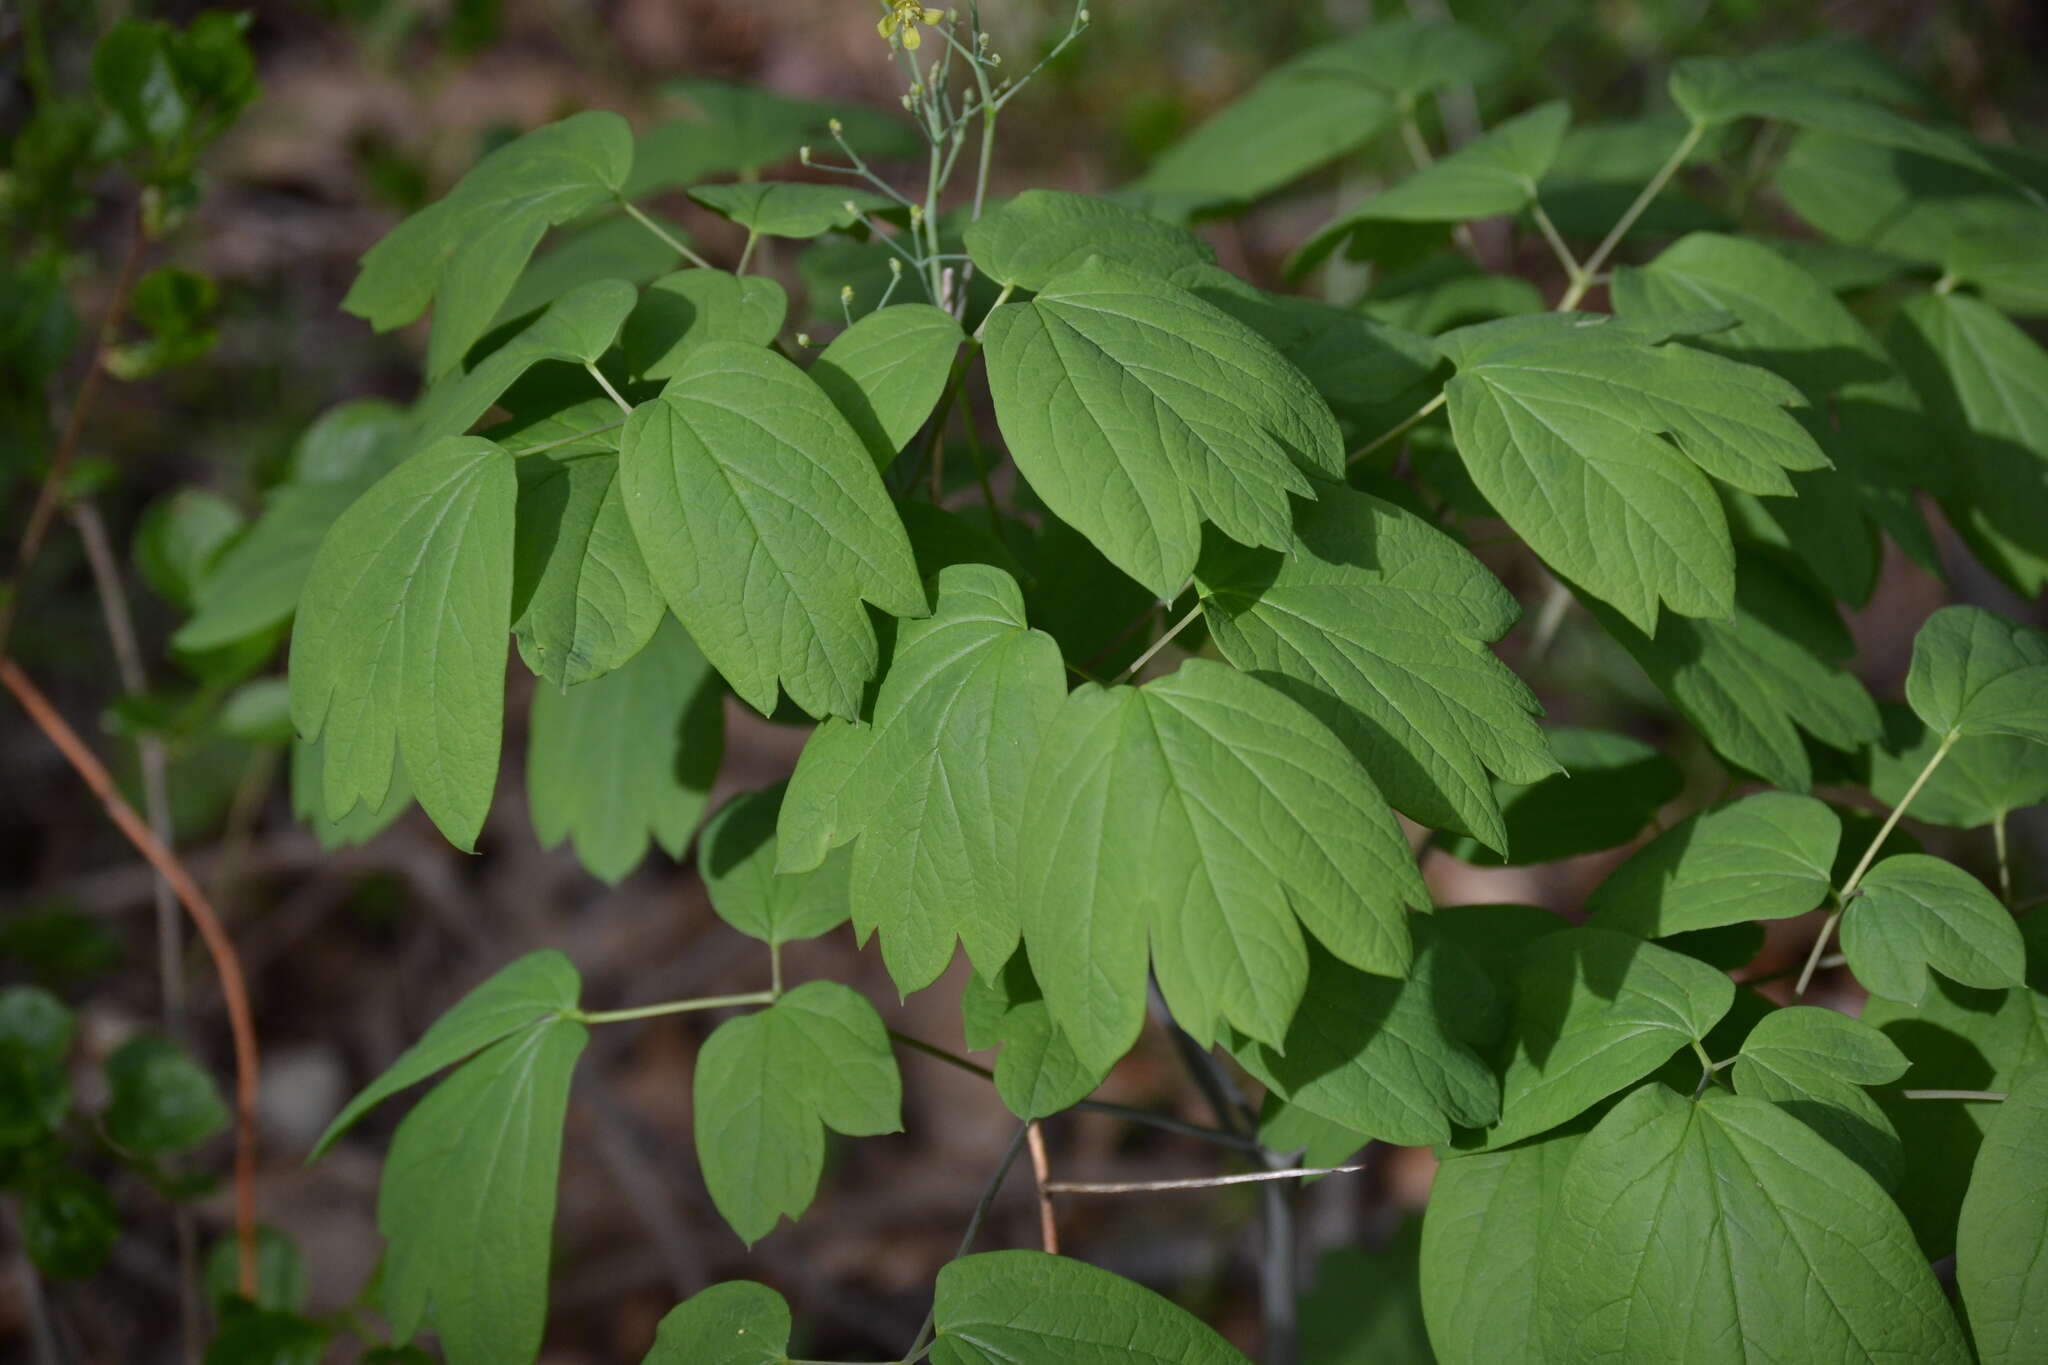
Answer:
1044 1165 1364 1195
1348 390 1448 467
505 418 627 457
585 362 632 415
1560 120 1704 309
1528 195 1586 292
619 199 713 270
576 991 775 1025
1118 602 1203 683
736 230 760 275
1899 1089 2007 1102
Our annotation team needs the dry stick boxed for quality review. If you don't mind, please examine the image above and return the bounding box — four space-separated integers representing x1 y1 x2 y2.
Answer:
1025 1122 1058 1254
0 659 260 1296
1045 1165 1367 1195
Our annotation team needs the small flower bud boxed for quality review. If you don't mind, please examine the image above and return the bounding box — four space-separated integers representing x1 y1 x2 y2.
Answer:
889 256 904 277
799 145 812 164
1078 7 1091 23
796 332 812 348
829 117 843 136
841 285 856 303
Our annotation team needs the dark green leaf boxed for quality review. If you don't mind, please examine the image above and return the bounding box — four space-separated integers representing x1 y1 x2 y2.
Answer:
1906 604 2048 745
809 303 962 470
963 190 1214 291
687 182 893 239
510 449 664 687
932 1250 1251 1365
1957 1066 2048 1364
1444 728 1681 867
178 480 368 653
1869 704 2048 829
204 1226 308 1315
1842 853 2025 1003
1587 792 1838 936
703 784 850 946
104 1035 228 1155
23 1165 118 1278
1732 1005 1908 1187
620 270 788 381
642 1280 792 1365
961 949 1106 1121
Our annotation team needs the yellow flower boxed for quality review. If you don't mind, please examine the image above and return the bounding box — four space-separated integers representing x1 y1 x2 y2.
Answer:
878 0 944 50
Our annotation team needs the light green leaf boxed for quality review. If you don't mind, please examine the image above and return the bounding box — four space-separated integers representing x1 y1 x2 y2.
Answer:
510 450 664 688
693 982 901 1244
1018 659 1425 1073
1842 853 2025 1003
1443 727 1682 868
1420 1125 1584 1365
1232 926 1498 1146
177 480 366 653
788 565 1062 992
1585 556 1881 790
1613 231 1938 604
134 488 242 610
290 735 412 850
1587 792 1839 936
1944 225 2048 316
932 1250 1251 1365
491 214 684 328
642 1281 792 1365
963 190 1214 291
1906 604 2048 745
618 340 925 718
809 303 962 470
1957 1066 2048 1364
630 79 917 196
203 1226 306 1316
288 436 516 851
342 112 635 380
982 257 1340 597
1133 20 1503 211
378 1015 588 1365
687 182 893 239
409 280 639 452
702 784 850 947
1538 1085 1969 1364
1891 293 2048 595
1300 103 1570 269
103 1035 227 1155
961 949 1106 1121
1732 1005 1908 1187
527 617 722 884
312 950 580 1157
290 399 411 485
1488 928 1733 1147
1869 704 2048 830
775 716 874 877
620 269 788 382
1198 484 1554 851
1439 312 1828 631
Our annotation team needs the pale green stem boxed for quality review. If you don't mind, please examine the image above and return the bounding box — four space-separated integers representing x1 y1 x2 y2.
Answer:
1900 1089 2007 1102
507 418 626 457
736 230 760 275
1348 390 1448 467
619 199 712 269
1119 602 1203 683
584 362 631 414
972 283 1016 340
1994 809 2014 905
1528 195 1586 290
1559 120 1705 310
575 991 775 1025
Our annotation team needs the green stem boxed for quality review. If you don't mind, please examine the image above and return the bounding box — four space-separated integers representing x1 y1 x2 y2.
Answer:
1528 196 1586 292
506 418 626 457
736 230 760 275
576 991 775 1025
584 362 632 414
1995 809 2014 906
1690 1040 1717 1100
1559 120 1704 310
1118 602 1203 683
1348 390 1447 467
619 199 712 270
1899 1089 2007 1102
1795 732 1957 997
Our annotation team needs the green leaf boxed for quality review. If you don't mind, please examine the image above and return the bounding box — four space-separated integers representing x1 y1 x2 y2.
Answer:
1018 660 1425 1073
781 565 1062 991
313 950 580 1157
1538 1085 1969 1363
1444 727 1682 867
1891 293 2048 595
961 949 1106 1120
1440 312 1828 630
134 488 242 611
527 617 723 884
1133 19 1503 211
1198 484 1554 851
809 303 962 470
620 270 789 382
1671 55 2013 184
618 341 925 719
378 1015 588 1365
1420 1125 1584 1365
103 1035 228 1155
108 266 219 379
642 1281 792 1365
205 1305 330 1365
289 436 517 851
22 1165 117 1278
1584 556 1882 790
1587 792 1839 936
1299 103 1570 270
1732 1005 1908 1188
291 398 411 484
343 112 635 380
1906 604 2048 745
1957 1066 2048 1364
702 784 850 946
492 214 685 328
408 279 639 452
1361 256 1545 336
630 79 917 195
290 735 412 851
982 257 1340 597
773 717 873 878
693 982 900 1244
1869 704 2048 829
1842 853 2025 1003
687 182 893 239
0 986 74 1065
1231 925 1498 1147
1613 231 1937 604
510 449 663 687
177 480 367 653
932 1250 1251 1365
204 1226 307 1315
1487 928 1733 1147
0 987 72 1146
1298 1227 1433 1365
963 190 1214 291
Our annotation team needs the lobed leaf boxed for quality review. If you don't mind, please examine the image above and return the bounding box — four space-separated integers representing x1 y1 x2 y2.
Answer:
1956 1066 2048 1364
1732 1005 1909 1187
932 1250 1251 1365
809 303 962 470
962 190 1214 291
1905 604 2048 745
687 182 894 239
1842 853 2025 1004
642 1281 792 1365
1587 792 1838 936
701 785 851 947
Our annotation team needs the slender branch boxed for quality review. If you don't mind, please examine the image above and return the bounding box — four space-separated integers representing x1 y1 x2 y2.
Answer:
1796 732 1957 998
1559 120 1704 309
972 283 1016 340
619 200 712 270
1045 1165 1366 1194
1025 1122 1058 1253
1528 196 1585 291
584 362 632 414
1348 391 1447 467
1899 1089 2007 1102
1994 810 2014 906
1117 602 1202 684
576 991 775 1025
1397 104 1436 169
0 659 260 1296
735 231 760 276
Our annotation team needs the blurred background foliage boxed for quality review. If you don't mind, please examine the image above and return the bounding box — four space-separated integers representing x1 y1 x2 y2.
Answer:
1 1 2043 1362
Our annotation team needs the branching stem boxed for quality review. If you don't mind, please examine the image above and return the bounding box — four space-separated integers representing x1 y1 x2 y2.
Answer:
1348 391 1448 467
1559 120 1704 308
576 991 775 1025
620 199 712 270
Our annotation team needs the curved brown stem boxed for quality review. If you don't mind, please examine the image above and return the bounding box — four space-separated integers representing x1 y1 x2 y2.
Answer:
0 658 260 1295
